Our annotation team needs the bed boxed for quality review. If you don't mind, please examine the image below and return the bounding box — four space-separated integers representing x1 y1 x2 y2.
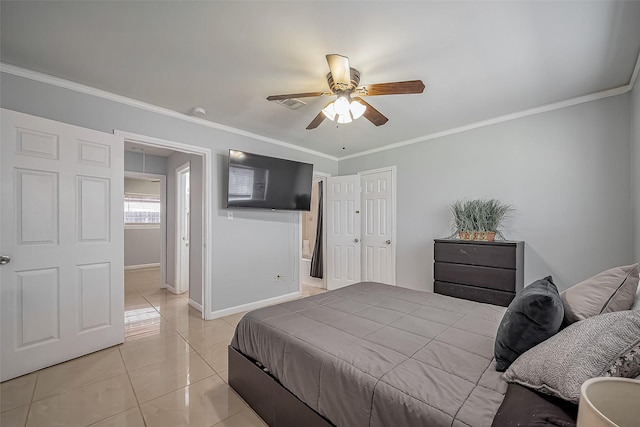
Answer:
230 281 512 426
229 264 640 426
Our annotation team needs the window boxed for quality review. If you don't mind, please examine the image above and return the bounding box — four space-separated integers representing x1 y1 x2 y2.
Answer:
124 193 160 224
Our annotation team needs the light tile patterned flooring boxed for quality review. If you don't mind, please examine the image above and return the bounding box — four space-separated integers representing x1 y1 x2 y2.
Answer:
1 267 328 427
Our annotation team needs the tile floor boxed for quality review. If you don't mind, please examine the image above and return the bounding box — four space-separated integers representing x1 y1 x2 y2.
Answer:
1 267 325 427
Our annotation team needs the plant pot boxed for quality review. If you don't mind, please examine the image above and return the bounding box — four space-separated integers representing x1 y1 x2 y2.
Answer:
458 231 496 242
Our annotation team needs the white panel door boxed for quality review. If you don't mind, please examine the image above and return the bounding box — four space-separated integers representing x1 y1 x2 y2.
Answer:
326 175 361 290
361 169 396 285
0 109 124 381
175 162 190 294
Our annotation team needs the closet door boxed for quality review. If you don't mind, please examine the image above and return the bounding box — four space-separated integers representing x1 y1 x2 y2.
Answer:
326 175 361 290
360 168 396 285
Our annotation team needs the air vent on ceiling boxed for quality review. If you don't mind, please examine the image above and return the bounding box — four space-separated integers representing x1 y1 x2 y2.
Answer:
275 98 306 110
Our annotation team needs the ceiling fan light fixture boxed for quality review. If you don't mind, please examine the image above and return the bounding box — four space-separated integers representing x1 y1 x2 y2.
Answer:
333 96 350 115
322 103 337 121
268 54 425 130
337 113 352 124
349 100 366 120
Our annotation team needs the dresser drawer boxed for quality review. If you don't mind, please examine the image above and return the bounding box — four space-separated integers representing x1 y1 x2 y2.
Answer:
434 262 516 292
434 241 517 269
434 281 515 307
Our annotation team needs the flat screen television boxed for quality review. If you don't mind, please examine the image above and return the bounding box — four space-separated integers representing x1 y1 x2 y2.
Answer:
226 149 313 211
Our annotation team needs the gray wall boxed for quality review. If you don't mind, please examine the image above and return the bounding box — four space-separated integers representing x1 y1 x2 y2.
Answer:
124 176 161 194
5 69 634 305
124 151 167 175
339 94 634 291
1 71 339 313
124 228 161 266
632 84 640 263
123 177 161 267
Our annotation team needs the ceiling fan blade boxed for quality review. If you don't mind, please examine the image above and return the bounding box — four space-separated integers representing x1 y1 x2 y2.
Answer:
326 54 351 86
360 80 425 96
267 91 328 101
354 97 389 126
306 107 328 130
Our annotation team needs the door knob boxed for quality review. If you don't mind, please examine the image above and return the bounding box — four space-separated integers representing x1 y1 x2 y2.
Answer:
385 240 391 245
354 238 359 243
0 255 11 265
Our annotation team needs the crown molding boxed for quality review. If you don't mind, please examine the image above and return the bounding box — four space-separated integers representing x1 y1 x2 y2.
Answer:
338 85 631 161
0 63 339 162
339 51 640 161
2 52 638 164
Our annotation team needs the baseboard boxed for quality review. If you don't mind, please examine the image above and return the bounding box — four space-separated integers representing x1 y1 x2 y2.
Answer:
189 299 203 312
164 284 179 294
205 291 301 320
124 263 160 270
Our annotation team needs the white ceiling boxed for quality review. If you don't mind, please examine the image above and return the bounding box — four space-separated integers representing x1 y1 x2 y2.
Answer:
2 1 640 158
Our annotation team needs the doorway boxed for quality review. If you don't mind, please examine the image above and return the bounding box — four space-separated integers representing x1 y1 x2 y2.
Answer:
117 130 213 319
300 173 329 291
123 171 166 295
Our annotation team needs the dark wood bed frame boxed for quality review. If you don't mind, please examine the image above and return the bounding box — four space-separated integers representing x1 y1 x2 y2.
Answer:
228 346 334 427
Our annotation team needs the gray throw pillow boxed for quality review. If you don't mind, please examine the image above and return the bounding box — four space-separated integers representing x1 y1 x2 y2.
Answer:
502 310 640 403
494 276 564 372
560 264 639 324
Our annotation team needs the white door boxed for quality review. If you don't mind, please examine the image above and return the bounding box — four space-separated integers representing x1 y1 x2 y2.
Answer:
326 175 361 290
0 109 124 381
360 168 396 285
175 162 190 294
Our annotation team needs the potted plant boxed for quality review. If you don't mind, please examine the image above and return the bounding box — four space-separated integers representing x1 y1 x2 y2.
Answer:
449 199 513 241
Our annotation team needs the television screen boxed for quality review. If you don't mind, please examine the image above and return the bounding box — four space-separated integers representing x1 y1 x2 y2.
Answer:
227 150 313 211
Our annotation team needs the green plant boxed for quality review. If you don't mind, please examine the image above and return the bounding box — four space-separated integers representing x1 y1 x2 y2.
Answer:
449 199 514 239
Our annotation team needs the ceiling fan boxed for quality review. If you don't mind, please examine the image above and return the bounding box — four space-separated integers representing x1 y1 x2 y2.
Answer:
267 54 425 130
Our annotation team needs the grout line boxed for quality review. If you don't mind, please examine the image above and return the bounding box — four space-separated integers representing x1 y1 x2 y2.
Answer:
27 348 125 404
22 269 243 427
85 406 141 427
124 271 157 427
135 374 217 411
190 342 229 376
27 372 39 404
22 403 31 427
28 370 135 425
116 346 146 427
22 373 39 427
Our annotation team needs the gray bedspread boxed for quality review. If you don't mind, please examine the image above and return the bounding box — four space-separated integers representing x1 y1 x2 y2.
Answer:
231 282 509 427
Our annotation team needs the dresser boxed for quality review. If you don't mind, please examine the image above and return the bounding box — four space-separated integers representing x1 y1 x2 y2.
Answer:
433 239 524 306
